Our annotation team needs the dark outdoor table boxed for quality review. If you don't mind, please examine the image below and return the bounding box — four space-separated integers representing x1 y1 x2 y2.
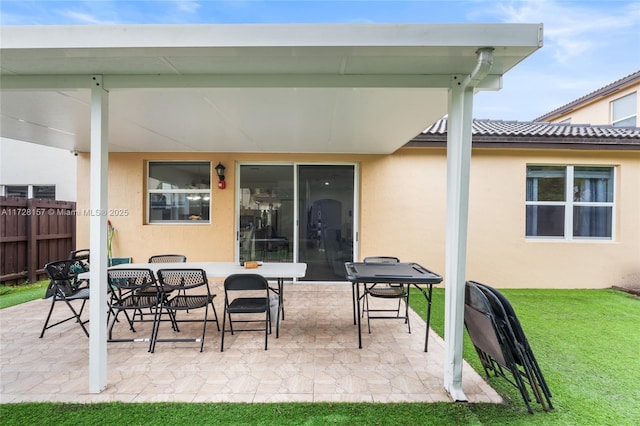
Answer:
344 261 443 352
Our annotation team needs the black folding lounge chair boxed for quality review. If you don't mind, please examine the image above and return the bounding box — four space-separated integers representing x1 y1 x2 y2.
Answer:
464 282 536 413
470 281 553 411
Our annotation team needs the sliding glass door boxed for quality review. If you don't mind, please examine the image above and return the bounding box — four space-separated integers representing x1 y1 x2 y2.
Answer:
297 165 355 281
237 163 356 281
238 164 294 263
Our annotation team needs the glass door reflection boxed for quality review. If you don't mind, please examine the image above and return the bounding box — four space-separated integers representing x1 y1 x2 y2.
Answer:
237 163 356 281
298 165 354 281
238 164 294 262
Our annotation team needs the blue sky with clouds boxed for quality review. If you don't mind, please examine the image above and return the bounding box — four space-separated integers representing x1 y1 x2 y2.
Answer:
1 0 639 121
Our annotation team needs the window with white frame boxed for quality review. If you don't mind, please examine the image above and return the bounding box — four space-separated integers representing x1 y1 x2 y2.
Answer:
526 165 614 239
611 92 637 127
147 161 211 223
3 185 28 198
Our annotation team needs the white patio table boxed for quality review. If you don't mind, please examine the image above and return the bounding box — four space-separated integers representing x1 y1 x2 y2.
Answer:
79 261 307 338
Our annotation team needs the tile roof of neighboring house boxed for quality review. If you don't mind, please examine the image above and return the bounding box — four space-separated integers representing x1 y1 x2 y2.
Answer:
407 118 640 150
533 70 640 122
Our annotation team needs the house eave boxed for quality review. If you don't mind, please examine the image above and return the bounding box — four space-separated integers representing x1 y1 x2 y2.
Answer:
406 136 640 151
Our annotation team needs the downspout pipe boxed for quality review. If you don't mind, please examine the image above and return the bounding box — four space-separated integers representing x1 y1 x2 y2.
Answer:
443 46 493 402
461 47 494 90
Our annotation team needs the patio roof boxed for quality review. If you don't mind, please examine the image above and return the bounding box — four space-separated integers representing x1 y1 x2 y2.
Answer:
1 23 542 154
0 23 543 399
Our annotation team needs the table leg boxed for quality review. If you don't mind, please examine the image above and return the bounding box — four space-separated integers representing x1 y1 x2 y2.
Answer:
412 283 434 352
276 278 283 338
352 282 357 325
355 281 362 349
268 278 285 338
279 278 285 321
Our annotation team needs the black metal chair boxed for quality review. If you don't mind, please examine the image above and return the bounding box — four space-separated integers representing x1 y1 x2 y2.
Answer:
151 268 220 352
464 281 552 413
40 259 91 338
361 256 411 334
69 248 90 266
69 248 90 287
464 281 529 409
221 274 271 351
470 281 553 411
135 254 187 317
107 268 162 351
148 254 187 263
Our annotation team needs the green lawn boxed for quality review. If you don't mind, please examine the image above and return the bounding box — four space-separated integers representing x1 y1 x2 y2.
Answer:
0 280 48 309
413 287 639 425
1 286 638 425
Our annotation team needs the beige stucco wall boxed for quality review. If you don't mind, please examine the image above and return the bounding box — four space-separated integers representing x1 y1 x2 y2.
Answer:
77 147 640 289
549 83 639 126
465 148 640 289
77 152 373 264
358 149 447 275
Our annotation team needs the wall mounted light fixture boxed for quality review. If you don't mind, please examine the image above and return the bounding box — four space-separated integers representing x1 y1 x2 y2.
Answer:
215 162 226 189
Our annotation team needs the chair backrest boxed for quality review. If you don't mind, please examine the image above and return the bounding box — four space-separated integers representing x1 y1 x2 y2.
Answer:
464 281 508 366
107 268 157 292
148 254 187 263
472 281 529 346
470 281 540 371
44 259 84 297
69 249 90 272
69 249 90 261
45 259 78 281
363 256 400 264
474 283 525 360
224 273 269 292
156 268 209 293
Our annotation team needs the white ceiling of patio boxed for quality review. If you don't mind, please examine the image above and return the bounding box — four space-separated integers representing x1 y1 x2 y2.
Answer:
0 23 542 154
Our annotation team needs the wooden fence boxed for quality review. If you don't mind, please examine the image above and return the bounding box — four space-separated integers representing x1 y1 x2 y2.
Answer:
0 197 77 284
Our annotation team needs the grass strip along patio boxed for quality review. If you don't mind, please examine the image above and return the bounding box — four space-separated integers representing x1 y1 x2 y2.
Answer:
1 287 638 425
0 280 49 309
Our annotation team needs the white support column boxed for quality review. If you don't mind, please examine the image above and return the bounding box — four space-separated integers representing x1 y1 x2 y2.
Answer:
89 75 109 393
443 75 475 401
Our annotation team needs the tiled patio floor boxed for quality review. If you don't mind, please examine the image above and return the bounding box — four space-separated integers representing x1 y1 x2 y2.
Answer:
1 281 501 404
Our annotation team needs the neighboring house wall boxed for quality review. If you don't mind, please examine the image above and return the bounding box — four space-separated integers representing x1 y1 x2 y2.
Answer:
536 71 640 126
549 84 639 126
75 144 640 290
0 137 77 201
